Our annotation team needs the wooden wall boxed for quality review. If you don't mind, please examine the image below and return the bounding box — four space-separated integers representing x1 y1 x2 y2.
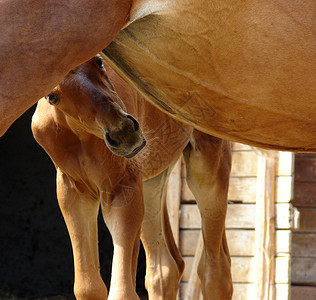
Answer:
167 143 295 300
291 153 316 299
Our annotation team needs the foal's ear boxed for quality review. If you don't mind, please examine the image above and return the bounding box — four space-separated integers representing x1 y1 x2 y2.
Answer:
45 94 60 105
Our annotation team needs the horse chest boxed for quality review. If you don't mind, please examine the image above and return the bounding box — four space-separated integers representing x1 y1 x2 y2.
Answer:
74 141 127 191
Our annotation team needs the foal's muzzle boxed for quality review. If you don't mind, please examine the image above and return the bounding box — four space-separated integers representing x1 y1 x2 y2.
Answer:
104 114 146 158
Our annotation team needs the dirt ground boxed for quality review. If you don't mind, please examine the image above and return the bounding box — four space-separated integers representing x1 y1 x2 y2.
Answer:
0 106 147 299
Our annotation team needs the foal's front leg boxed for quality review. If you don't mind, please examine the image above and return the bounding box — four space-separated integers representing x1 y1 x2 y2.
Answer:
56 170 107 300
101 170 144 300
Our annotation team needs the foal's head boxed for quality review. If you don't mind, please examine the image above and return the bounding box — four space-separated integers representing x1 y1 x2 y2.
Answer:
45 55 146 158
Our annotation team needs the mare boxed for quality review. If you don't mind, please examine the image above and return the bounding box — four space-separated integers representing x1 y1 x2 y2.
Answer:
32 55 232 300
0 0 131 137
101 0 316 152
2 1 316 152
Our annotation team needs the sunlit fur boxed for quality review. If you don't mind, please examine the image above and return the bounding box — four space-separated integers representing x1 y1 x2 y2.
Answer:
32 57 233 300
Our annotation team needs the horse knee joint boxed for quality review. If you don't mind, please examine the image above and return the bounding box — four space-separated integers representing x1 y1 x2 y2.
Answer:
74 281 108 300
145 258 183 299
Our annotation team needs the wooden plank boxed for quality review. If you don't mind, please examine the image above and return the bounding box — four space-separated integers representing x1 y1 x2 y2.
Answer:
294 157 316 182
293 208 316 232
292 233 316 257
183 176 259 203
275 176 293 203
275 284 290 300
181 284 203 300
231 152 258 177
254 153 277 300
232 283 254 300
291 286 316 299
182 282 255 300
277 152 293 176
276 230 291 254
231 257 254 283
275 255 290 284
184 233 203 300
180 205 201 229
180 283 188 300
295 153 316 158
180 204 293 230
182 257 253 283
228 177 257 203
166 158 182 246
275 203 293 229
226 230 255 256
293 182 316 207
180 230 200 256
291 257 316 284
180 230 255 257
182 257 194 282
226 204 256 229
182 180 195 202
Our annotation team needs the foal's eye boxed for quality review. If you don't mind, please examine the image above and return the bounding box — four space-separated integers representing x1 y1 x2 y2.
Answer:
96 57 104 69
45 94 60 105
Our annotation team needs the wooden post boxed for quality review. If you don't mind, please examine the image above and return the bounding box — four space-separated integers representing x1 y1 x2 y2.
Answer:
254 150 277 300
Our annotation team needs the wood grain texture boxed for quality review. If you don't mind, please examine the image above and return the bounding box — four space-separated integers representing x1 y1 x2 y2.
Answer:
254 153 277 300
293 182 316 208
292 233 316 257
294 157 316 182
291 286 316 299
291 258 316 284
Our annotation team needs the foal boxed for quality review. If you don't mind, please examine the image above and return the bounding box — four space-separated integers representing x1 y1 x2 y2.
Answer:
32 55 232 299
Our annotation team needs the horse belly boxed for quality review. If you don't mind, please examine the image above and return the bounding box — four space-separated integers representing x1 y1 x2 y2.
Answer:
103 0 316 151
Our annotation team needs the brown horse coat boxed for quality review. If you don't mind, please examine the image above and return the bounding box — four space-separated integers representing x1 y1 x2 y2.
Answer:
0 0 131 137
32 57 232 299
2 1 316 152
103 0 316 151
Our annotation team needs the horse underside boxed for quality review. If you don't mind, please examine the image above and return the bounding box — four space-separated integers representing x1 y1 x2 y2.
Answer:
103 0 316 152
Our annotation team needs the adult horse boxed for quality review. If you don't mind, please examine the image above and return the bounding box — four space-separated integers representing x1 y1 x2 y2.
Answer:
101 0 316 152
2 1 316 152
32 56 232 299
0 0 131 137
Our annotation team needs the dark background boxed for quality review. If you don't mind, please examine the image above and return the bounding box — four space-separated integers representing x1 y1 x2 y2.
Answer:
0 106 147 299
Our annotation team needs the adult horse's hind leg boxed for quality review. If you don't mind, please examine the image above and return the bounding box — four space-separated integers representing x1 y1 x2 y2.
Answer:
141 165 185 300
183 131 233 300
56 170 108 300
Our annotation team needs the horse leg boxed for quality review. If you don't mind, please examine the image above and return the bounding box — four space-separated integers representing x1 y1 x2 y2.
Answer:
100 171 144 300
56 170 107 300
141 165 184 299
183 131 233 300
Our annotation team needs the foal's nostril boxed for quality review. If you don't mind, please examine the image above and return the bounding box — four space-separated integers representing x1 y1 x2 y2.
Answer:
105 133 121 148
126 115 140 131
